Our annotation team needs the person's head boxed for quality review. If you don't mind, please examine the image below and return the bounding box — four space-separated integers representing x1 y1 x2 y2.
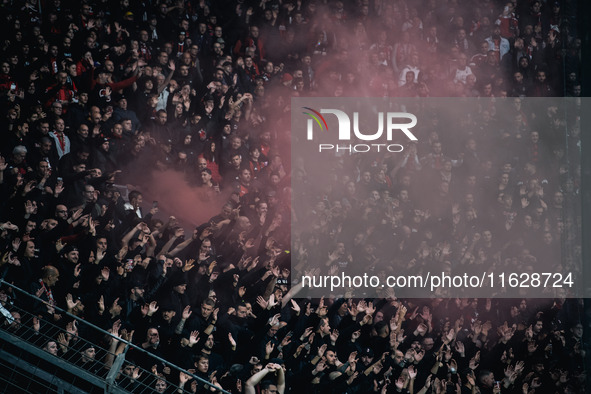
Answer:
43 341 59 356
15 120 29 137
12 145 27 163
231 153 242 168
197 157 208 171
180 51 192 66
201 298 215 319
195 355 209 373
156 109 167 125
35 120 51 138
236 302 248 318
54 204 68 221
157 51 168 66
405 70 415 84
0 61 10 75
53 118 66 133
571 322 583 339
128 190 143 208
41 265 59 286
214 68 224 81
318 317 331 335
130 282 144 300
230 135 242 150
492 24 501 38
80 345 96 363
36 138 53 157
260 381 279 394
213 42 223 55
40 218 58 232
249 25 260 38
360 348 374 366
154 379 167 393
23 239 36 258
478 370 494 388
161 307 176 322
256 201 268 215
121 363 136 377
553 190 564 206
199 333 214 351
173 280 187 294
533 360 545 373
324 348 337 365
37 159 50 175
63 245 79 263
199 237 212 254
21 216 36 234
572 84 581 97
146 327 160 345
267 322 280 337
239 168 251 184
422 336 435 351
200 168 212 184
82 183 95 201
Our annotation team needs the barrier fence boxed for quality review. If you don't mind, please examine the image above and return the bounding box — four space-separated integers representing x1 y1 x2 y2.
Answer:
0 279 230 394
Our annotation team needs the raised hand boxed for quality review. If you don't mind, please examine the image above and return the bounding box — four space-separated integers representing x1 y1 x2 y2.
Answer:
265 341 274 356
147 301 159 316
414 349 425 362
267 294 277 310
525 324 534 340
101 266 110 281
65 294 80 311
228 333 236 348
179 371 190 385
290 299 300 315
189 330 199 346
269 313 281 327
314 360 326 373
444 328 455 344
256 296 268 310
66 320 78 337
469 351 480 370
111 319 122 338
330 329 339 343
238 286 246 298
454 341 465 356
416 323 428 335
182 305 192 320
57 332 69 352
98 295 105 314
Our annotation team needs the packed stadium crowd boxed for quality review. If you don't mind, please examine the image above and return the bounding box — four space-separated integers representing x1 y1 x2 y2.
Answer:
0 0 587 393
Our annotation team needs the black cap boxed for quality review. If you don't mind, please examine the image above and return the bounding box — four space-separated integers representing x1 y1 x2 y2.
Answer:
268 358 284 365
160 303 176 312
130 279 145 289
62 245 79 255
361 348 374 358
169 272 187 287
80 341 96 352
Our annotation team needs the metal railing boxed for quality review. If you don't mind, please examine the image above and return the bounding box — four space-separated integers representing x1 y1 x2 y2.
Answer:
0 279 230 394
